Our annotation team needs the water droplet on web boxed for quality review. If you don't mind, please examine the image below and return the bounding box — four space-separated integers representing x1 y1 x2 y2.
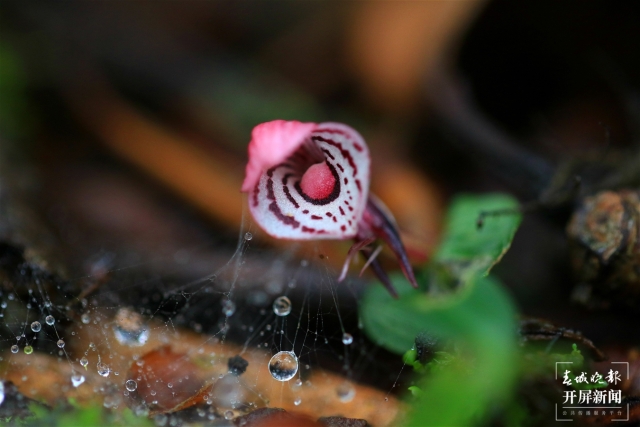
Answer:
125 379 137 392
342 333 353 345
336 382 355 403
294 397 302 406
80 357 88 367
154 414 168 426
10 345 18 354
224 410 234 420
222 300 236 317
134 404 149 417
30 321 41 332
113 307 149 347
45 315 55 326
272 296 291 316
97 361 110 377
244 232 253 241
57 339 65 348
71 374 85 387
268 351 298 381
24 346 33 354
0 301 6 308
81 313 90 324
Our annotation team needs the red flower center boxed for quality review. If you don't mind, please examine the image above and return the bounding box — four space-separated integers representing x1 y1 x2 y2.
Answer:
299 161 336 200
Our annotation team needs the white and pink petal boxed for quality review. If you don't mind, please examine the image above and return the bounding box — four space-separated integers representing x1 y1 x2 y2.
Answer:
244 121 370 240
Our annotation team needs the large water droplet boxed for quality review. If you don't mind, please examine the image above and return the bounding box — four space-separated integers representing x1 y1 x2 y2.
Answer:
154 414 168 426
125 379 137 392
80 357 88 368
81 313 91 324
24 345 33 355
294 397 302 406
45 315 55 326
113 307 149 347
71 374 85 387
222 300 236 317
342 333 353 345
244 232 253 241
224 410 234 420
57 339 65 348
272 296 291 316
336 382 355 403
268 351 298 381
97 361 110 377
10 345 18 354
30 321 41 332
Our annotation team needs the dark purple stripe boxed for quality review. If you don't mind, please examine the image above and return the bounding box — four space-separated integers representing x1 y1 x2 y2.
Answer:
312 136 357 175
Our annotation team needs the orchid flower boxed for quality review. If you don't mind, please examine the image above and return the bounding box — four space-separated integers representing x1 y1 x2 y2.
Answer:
241 120 418 297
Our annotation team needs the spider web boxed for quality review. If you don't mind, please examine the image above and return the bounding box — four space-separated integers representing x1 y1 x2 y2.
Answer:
0 195 407 424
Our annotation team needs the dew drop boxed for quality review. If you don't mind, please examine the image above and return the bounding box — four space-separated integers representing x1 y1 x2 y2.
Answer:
113 307 149 347
154 414 167 426
24 345 33 355
0 301 6 309
30 321 41 332
336 382 355 403
10 345 18 354
268 351 298 381
80 357 88 367
0 381 4 406
81 313 90 324
97 362 110 377
342 333 353 345
45 315 55 326
125 379 137 392
272 296 292 316
294 397 302 406
57 339 65 348
244 232 253 241
224 410 234 420
222 300 236 317
71 374 85 387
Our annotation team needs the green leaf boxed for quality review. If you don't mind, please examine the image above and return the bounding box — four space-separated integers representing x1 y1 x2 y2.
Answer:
361 192 523 426
434 193 522 281
362 274 518 425
0 42 33 139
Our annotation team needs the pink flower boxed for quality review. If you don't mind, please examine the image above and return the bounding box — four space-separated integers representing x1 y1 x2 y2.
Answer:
242 120 417 296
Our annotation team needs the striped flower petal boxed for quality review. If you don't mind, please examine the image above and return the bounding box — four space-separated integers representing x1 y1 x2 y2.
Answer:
243 121 370 240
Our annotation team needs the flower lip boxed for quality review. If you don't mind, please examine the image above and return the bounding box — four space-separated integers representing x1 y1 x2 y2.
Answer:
241 120 318 193
244 120 370 240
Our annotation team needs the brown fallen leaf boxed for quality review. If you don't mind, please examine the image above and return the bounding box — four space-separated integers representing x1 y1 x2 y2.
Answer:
3 309 402 426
